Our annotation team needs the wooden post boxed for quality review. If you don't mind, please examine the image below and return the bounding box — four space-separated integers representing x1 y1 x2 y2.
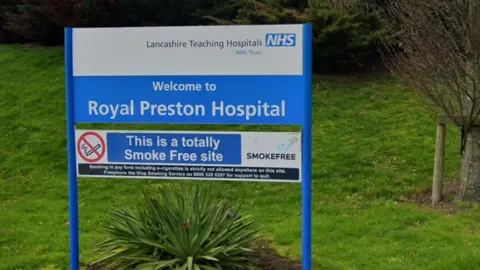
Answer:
432 123 446 206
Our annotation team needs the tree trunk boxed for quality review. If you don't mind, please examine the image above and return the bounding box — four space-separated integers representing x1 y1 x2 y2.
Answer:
458 126 480 202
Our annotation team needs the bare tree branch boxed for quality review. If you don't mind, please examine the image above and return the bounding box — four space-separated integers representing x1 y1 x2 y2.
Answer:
380 0 480 132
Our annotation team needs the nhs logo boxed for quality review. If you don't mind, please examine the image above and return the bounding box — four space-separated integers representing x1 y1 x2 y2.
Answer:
265 33 296 47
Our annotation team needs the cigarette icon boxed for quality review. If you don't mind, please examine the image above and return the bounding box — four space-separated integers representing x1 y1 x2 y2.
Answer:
84 143 101 157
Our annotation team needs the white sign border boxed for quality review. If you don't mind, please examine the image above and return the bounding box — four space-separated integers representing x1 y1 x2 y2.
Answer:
75 129 302 183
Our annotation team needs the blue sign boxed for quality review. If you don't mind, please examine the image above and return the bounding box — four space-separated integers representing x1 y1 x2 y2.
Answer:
107 132 242 164
65 24 312 270
75 130 302 182
265 33 296 47
74 75 305 124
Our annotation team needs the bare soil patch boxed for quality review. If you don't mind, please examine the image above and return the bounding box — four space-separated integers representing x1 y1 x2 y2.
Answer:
86 239 301 270
254 240 302 270
398 180 462 214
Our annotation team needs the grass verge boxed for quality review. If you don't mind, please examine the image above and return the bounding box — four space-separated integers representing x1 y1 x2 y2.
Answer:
1 45 480 269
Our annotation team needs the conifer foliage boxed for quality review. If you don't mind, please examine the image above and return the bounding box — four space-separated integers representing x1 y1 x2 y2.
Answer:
0 0 391 72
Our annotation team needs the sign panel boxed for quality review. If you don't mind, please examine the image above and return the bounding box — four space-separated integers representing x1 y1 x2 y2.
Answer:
65 24 312 270
71 25 308 125
75 130 302 182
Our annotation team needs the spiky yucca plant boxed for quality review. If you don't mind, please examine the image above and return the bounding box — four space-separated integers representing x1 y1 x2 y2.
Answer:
93 184 260 270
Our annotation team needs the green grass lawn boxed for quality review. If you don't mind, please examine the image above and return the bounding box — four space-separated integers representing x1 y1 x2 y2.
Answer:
1 44 480 270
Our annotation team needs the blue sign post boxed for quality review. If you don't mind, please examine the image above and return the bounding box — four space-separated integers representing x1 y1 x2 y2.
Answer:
65 28 79 270
65 24 312 269
301 24 313 270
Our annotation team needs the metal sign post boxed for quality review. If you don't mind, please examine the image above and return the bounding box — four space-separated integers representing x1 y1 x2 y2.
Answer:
64 24 312 270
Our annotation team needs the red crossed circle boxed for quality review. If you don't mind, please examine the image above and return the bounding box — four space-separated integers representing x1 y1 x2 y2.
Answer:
77 132 106 163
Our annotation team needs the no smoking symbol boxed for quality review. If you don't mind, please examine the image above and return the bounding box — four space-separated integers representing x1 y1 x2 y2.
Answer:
77 132 106 163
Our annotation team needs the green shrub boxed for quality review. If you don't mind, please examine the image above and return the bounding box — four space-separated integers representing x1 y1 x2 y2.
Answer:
306 4 389 72
233 0 304 25
3 0 120 45
0 0 21 42
94 184 260 269
273 0 309 10
1 0 391 72
228 0 389 72
114 0 239 27
2 0 239 45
